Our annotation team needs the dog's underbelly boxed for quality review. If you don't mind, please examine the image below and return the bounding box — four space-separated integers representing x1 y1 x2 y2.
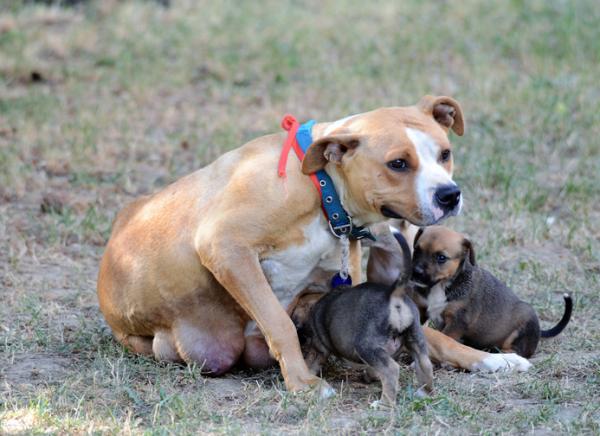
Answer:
260 215 341 309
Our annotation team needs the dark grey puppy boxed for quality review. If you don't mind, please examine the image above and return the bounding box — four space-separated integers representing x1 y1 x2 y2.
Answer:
291 232 433 406
411 226 572 358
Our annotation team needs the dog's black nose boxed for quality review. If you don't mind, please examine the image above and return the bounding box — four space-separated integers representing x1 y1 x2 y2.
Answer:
411 267 429 288
435 184 461 209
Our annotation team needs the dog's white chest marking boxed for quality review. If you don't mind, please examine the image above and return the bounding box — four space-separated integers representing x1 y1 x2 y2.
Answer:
389 296 414 332
260 216 339 307
427 283 448 324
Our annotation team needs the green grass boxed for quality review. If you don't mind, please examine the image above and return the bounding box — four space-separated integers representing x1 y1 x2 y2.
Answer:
1 0 599 434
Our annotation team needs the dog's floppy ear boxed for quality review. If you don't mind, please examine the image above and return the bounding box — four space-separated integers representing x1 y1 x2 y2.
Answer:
302 134 362 174
413 227 425 249
462 238 476 266
418 95 465 136
287 290 324 329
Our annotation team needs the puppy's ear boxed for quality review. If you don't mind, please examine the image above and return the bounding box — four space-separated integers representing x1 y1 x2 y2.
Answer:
288 292 323 328
462 238 476 266
418 95 465 136
302 134 362 174
413 227 425 249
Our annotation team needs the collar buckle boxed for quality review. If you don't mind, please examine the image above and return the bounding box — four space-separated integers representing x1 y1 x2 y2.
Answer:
329 218 353 239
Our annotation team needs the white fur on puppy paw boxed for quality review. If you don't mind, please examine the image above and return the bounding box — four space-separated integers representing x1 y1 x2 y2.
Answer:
317 382 337 400
414 387 430 399
472 353 532 373
370 399 395 410
370 400 382 409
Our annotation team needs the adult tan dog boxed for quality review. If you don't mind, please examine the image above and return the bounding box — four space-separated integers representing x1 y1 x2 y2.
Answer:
97 95 530 393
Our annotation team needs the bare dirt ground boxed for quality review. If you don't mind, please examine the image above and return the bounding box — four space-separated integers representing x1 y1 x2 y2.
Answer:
1 1 599 434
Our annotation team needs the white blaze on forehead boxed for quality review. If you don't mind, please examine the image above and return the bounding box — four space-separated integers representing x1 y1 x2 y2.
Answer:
406 127 455 222
406 128 452 183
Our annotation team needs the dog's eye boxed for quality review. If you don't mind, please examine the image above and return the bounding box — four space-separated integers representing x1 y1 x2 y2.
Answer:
387 159 409 171
440 149 451 162
436 254 448 264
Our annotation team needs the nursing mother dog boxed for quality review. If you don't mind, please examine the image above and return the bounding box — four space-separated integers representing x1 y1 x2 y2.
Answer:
97 95 530 393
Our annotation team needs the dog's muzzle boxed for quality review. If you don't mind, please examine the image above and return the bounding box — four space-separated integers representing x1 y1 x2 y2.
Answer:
411 266 431 288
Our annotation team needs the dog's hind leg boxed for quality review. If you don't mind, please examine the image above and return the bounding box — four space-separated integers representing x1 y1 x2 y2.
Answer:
169 287 246 375
243 325 276 369
114 331 154 356
374 358 400 407
504 319 540 358
153 330 182 363
357 347 400 407
364 366 378 383
405 321 434 394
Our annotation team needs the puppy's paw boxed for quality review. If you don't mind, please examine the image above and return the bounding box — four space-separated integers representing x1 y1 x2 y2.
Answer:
369 400 382 409
414 386 433 399
370 395 397 410
369 399 394 410
472 353 532 373
316 380 337 400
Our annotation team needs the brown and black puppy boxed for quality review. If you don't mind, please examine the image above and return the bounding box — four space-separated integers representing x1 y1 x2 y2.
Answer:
411 226 572 358
291 233 433 406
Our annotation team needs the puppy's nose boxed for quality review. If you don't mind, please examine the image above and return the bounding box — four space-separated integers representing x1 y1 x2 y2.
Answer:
435 184 461 209
411 266 428 286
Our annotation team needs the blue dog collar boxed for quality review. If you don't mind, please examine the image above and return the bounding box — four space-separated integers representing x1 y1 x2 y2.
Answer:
296 121 375 241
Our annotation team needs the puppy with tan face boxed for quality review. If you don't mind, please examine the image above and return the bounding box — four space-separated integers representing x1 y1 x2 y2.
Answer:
411 226 572 358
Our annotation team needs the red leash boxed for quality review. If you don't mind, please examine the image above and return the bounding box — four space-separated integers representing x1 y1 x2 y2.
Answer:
278 115 300 178
278 114 322 193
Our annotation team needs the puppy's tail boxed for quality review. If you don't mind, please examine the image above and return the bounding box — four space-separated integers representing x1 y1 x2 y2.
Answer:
390 229 412 288
541 293 573 338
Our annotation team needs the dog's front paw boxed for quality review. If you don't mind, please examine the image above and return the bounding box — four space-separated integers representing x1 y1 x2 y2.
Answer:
292 378 336 400
472 353 532 373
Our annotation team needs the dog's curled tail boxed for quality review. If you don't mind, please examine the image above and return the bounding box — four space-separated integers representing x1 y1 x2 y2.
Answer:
541 293 573 338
